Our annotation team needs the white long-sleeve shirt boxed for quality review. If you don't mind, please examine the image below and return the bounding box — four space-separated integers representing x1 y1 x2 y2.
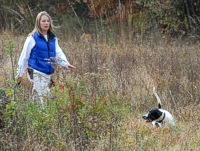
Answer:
17 35 70 77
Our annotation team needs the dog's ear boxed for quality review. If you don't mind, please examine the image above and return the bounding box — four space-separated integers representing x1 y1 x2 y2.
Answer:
150 109 162 119
155 109 162 118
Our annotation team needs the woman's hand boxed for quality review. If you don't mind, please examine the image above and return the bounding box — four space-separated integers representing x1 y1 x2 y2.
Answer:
15 77 22 88
66 64 75 69
18 77 22 83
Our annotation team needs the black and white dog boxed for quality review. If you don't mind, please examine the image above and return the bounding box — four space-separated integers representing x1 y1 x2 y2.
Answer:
142 87 176 128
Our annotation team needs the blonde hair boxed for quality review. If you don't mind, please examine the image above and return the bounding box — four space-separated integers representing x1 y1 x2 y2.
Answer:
29 11 55 36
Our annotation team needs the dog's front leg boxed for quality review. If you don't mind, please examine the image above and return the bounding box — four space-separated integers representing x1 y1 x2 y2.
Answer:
152 121 162 128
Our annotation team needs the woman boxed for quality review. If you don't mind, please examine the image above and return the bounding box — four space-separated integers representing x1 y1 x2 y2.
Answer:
17 11 75 105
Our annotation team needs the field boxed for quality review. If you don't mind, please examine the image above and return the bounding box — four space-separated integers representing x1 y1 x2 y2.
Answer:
0 30 199 151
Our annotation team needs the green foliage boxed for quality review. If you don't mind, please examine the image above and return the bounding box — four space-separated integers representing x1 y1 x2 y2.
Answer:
5 40 14 57
0 76 129 150
1 100 16 130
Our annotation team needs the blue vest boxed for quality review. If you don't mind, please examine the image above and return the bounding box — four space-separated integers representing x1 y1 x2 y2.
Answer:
28 32 56 75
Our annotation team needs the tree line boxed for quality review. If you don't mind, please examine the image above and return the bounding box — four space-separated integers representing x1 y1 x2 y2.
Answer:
0 0 199 39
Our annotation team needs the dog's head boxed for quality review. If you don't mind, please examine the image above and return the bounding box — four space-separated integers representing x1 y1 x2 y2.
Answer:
142 109 163 122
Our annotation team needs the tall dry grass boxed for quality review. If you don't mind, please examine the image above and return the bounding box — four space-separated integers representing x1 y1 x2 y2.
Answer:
0 30 199 150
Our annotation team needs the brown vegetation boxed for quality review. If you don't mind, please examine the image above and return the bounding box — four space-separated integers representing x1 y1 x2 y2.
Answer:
0 28 199 150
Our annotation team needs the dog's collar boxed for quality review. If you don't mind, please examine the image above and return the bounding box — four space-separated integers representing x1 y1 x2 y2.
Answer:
155 112 165 123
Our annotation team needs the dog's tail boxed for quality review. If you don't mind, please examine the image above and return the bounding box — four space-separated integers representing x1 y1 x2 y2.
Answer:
153 87 162 109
